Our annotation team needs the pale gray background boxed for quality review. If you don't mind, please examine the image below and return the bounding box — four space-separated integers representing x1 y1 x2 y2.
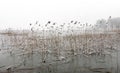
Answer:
0 0 120 29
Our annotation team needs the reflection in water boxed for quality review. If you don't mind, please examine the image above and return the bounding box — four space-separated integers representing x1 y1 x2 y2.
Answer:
0 49 119 73
0 28 120 73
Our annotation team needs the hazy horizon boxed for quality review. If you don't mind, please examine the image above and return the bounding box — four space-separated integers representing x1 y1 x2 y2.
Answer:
0 0 120 30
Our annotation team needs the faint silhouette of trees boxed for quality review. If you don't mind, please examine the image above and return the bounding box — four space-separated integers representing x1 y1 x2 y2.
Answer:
95 19 107 30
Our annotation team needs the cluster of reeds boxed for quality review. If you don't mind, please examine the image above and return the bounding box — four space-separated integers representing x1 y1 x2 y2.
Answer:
0 20 119 68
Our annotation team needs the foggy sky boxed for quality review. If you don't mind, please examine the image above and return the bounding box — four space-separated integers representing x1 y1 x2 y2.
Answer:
0 0 120 30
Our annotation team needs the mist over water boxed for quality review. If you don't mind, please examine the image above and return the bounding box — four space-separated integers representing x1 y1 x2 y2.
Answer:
0 0 120 73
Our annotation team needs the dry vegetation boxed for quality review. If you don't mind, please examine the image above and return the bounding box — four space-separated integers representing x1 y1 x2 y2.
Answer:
0 29 119 59
0 19 120 73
